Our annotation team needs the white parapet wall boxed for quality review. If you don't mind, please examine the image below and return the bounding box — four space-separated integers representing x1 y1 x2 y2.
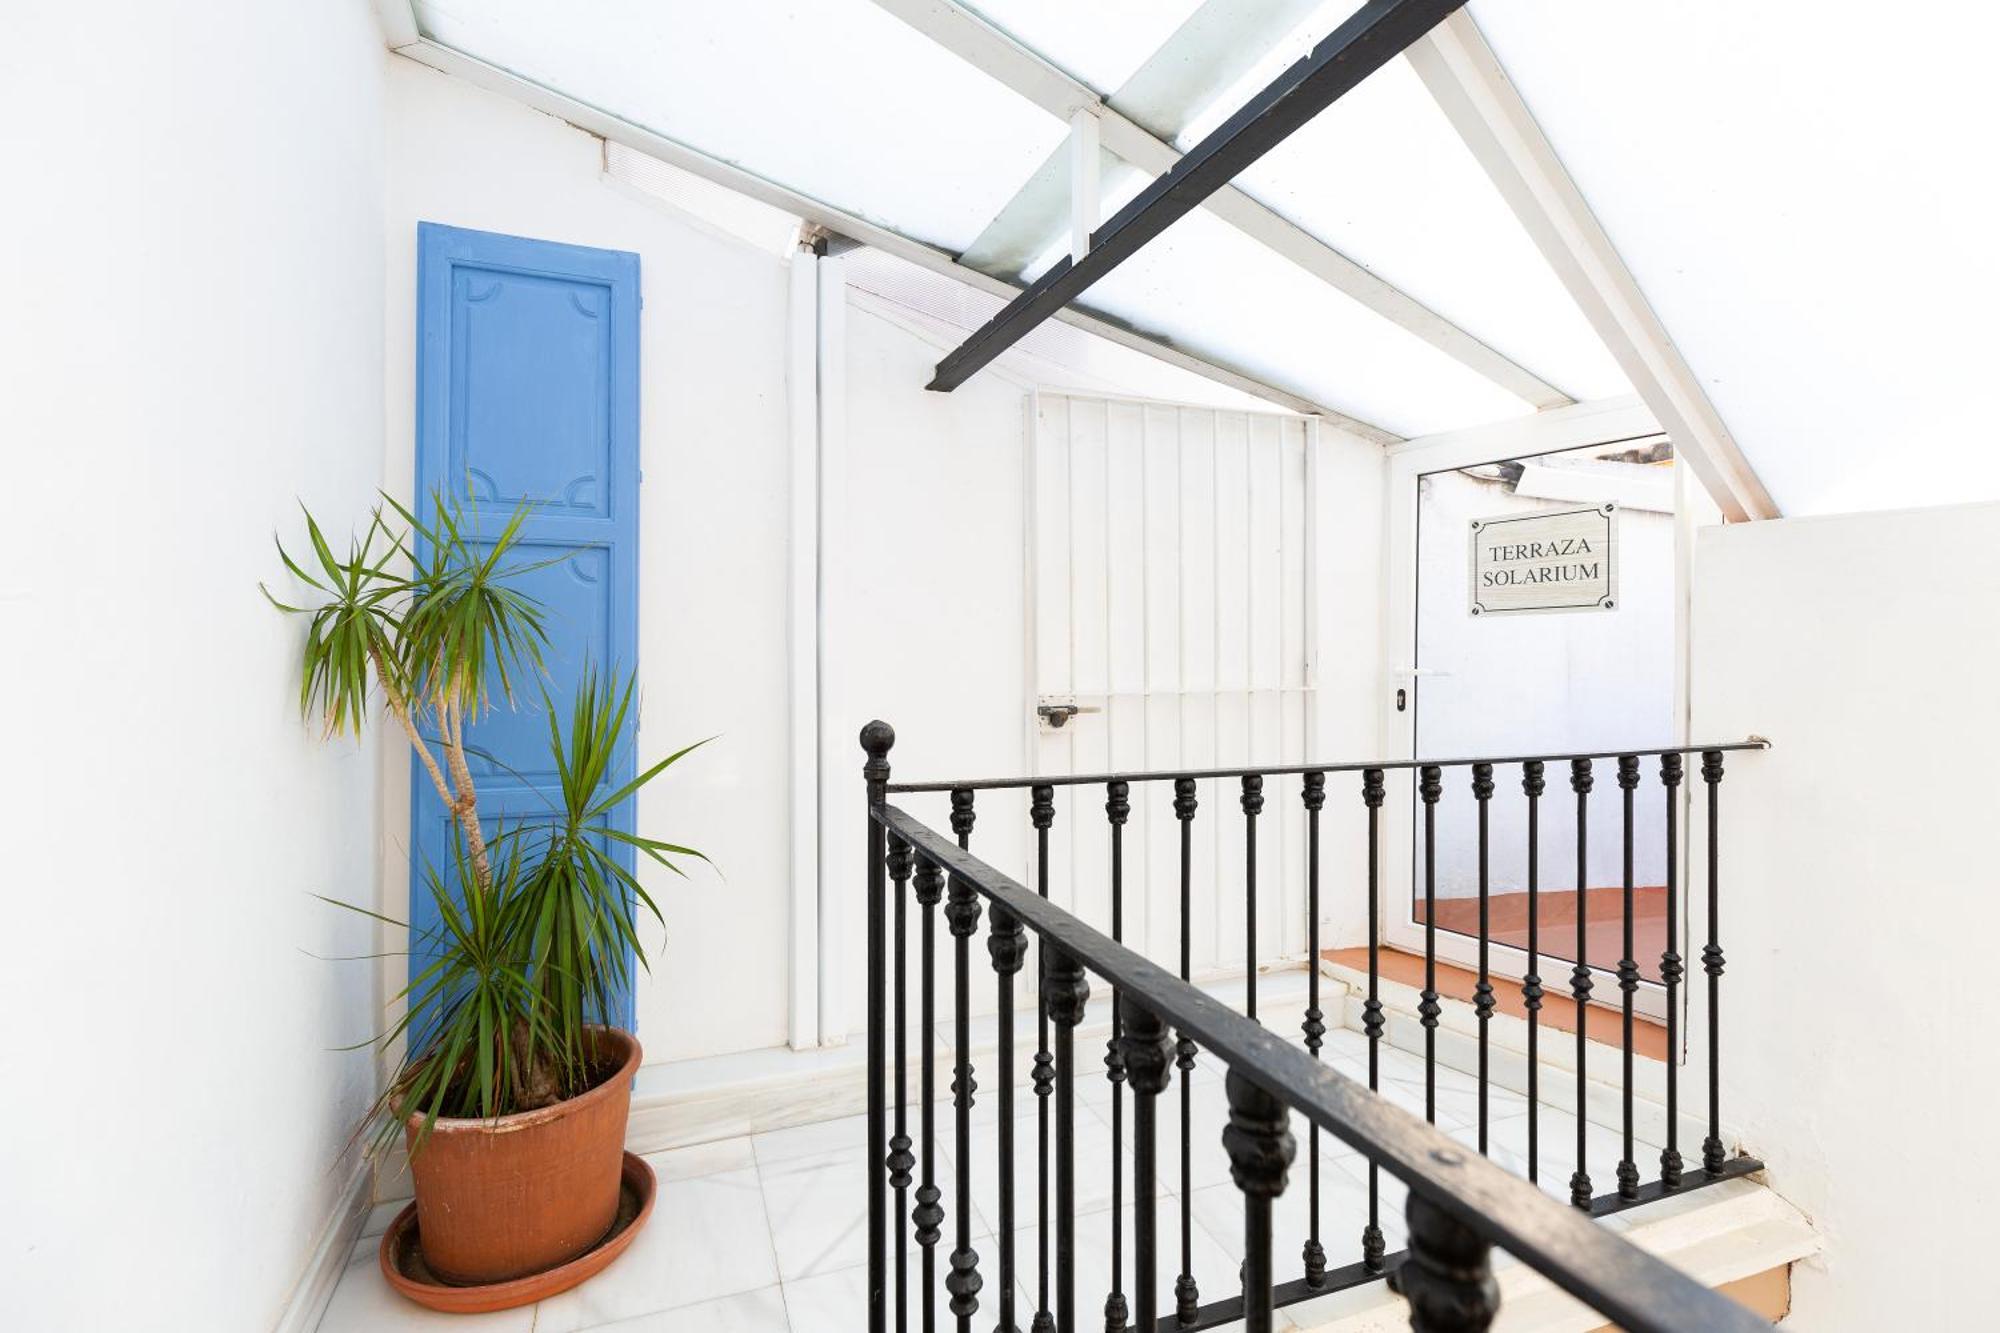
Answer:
1690 499 2000 1330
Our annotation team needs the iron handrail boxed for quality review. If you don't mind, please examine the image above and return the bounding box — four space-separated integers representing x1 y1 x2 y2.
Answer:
875 800 1769 1333
884 736 1771 793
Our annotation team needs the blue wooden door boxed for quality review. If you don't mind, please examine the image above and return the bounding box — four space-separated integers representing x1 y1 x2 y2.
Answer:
410 222 641 1036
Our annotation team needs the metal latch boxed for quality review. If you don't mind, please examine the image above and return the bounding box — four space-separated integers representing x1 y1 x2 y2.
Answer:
1036 701 1101 729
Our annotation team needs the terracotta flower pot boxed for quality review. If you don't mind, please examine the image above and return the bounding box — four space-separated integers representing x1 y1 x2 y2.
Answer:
403 1026 641 1286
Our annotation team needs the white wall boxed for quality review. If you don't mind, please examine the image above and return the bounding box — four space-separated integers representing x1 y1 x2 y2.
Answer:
381 56 797 1065
818 305 1036 1035
1690 501 2000 1330
0 2 388 1328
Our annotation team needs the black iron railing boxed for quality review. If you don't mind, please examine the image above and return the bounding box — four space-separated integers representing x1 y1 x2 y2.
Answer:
862 722 1769 1333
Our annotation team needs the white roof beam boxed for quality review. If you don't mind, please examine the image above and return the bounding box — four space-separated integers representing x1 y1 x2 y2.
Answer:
1408 11 1778 520
388 36 1396 441
873 0 1573 411
372 0 419 49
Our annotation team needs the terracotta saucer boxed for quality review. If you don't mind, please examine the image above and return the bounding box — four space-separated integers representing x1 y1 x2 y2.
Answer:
379 1152 657 1314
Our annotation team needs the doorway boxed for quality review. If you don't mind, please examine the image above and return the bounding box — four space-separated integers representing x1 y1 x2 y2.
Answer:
1382 408 1700 1016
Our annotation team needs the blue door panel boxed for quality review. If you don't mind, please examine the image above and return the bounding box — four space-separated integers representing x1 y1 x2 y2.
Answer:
410 222 641 1038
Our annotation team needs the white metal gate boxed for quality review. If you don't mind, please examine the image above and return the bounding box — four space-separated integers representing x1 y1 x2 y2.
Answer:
1028 392 1318 980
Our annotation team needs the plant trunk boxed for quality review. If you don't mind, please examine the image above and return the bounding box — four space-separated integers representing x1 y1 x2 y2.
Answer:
439 694 493 891
511 1017 564 1109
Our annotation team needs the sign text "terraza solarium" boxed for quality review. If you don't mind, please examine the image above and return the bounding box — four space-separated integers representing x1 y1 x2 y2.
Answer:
1468 503 1618 616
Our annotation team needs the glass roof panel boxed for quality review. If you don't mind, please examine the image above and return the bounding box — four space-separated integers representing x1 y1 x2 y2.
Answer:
415 0 1066 254
1227 51 1628 402
959 0 1206 96
1081 206 1533 438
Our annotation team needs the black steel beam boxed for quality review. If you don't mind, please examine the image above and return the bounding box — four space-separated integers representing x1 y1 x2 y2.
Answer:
927 0 1471 392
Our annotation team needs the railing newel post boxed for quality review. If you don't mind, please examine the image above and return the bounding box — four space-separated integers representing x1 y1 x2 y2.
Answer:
862 720 895 1333
886 833 916 1333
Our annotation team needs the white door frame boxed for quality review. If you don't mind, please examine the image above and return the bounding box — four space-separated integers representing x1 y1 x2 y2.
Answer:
1378 396 1686 1022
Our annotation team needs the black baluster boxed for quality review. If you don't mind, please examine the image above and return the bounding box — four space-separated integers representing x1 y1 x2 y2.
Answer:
1615 756 1642 1202
1521 761 1546 1187
1243 773 1263 1021
1395 1192 1498 1333
1419 765 1443 1123
1122 1002 1174 1333
1029 784 1055 1333
912 859 945 1333
1360 768 1387 1271
988 904 1027 1333
1471 763 1495 1155
1045 946 1090 1333
1172 777 1201 1325
1659 753 1686 1189
1702 751 1728 1176
938 787 973 1328
888 836 916 1333
1104 781 1131 1333
951 787 977 852
863 722 894 1333
1300 772 1328 1288
945 871 983 1330
1223 1070 1296 1333
1568 757 1594 1210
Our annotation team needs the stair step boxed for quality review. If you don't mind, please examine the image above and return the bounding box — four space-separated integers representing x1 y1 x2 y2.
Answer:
1286 1177 1817 1330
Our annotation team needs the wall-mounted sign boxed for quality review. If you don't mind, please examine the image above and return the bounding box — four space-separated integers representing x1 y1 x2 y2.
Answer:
1469 503 1617 617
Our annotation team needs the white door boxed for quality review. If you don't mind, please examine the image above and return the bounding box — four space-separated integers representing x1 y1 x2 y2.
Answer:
1381 402 1705 1018
1028 392 1317 980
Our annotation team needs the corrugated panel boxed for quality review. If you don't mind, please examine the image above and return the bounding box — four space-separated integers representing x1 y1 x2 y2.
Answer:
1030 393 1317 979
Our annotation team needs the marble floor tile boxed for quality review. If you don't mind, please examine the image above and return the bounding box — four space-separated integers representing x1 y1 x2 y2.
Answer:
316 1237 536 1333
576 1284 790 1332
752 1113 872 1168
760 1146 978 1282
781 1252 1029 1333
536 1167 780 1333
648 1134 756 1182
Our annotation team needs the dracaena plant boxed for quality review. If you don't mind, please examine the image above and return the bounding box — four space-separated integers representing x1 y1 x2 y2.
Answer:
266 494 705 1153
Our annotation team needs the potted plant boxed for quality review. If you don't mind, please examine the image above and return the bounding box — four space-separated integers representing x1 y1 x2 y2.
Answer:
267 497 704 1296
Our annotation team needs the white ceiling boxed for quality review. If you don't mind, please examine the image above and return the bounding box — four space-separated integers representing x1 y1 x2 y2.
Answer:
406 0 1999 516
1469 0 2000 516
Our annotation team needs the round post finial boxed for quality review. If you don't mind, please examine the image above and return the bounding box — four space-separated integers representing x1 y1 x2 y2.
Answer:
861 720 895 802
860 719 896 762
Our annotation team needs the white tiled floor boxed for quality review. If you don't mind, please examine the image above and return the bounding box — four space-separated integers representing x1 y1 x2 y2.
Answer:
319 1007 1667 1331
